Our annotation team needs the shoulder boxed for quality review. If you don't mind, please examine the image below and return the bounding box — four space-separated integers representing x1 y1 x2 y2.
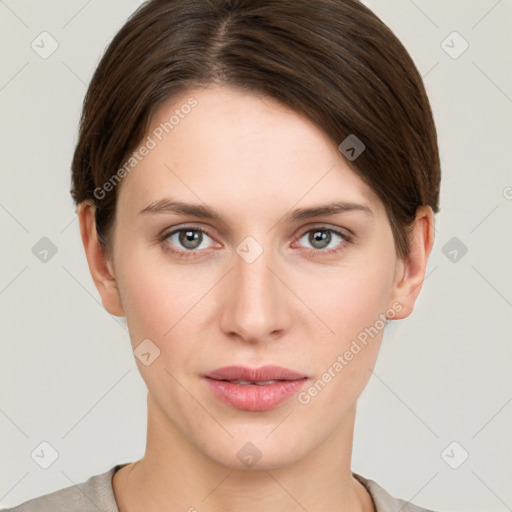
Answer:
1 466 121 512
353 472 438 512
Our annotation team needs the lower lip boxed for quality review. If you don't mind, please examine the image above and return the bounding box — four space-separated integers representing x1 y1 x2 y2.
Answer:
204 378 308 411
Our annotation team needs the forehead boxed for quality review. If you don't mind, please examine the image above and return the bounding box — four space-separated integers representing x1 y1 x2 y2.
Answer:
117 85 384 219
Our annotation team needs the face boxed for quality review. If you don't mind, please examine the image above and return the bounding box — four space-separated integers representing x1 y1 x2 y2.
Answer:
101 86 407 469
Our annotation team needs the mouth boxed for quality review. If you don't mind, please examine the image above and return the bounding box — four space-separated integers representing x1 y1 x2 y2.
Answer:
201 365 308 411
216 379 286 386
203 364 307 382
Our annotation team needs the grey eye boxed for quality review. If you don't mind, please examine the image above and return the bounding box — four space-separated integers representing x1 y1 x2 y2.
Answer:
166 229 214 251
298 229 344 250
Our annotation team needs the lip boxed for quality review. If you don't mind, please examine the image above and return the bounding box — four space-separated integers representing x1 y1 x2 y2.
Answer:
202 365 308 411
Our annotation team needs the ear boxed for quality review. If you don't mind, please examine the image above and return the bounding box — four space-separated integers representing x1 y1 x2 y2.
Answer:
77 202 124 317
387 205 435 320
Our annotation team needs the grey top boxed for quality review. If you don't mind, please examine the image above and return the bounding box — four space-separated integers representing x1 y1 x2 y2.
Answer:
2 464 436 512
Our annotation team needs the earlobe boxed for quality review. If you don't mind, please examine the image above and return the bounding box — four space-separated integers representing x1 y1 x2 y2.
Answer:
388 205 435 320
77 202 125 317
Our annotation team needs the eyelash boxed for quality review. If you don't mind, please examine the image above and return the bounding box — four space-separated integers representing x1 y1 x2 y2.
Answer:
159 225 352 259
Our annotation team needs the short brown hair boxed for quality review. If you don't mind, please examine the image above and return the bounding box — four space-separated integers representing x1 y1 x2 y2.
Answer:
71 0 441 260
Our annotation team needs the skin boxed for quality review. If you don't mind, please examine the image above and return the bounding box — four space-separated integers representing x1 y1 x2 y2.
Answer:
79 85 434 512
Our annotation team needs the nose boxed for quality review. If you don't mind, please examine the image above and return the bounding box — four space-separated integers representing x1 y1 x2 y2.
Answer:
218 238 292 344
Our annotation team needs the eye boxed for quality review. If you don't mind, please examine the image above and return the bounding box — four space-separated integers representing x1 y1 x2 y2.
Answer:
163 227 217 253
159 225 351 259
294 227 350 255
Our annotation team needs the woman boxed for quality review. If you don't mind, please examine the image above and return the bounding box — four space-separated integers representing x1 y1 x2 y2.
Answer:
5 0 440 510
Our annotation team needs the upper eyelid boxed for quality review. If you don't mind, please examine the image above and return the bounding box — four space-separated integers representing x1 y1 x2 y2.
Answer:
298 225 350 238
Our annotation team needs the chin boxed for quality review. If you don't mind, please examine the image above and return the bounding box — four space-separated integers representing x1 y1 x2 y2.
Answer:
197 430 309 471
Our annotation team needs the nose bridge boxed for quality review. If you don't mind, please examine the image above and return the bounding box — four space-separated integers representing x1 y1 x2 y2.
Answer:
219 234 287 341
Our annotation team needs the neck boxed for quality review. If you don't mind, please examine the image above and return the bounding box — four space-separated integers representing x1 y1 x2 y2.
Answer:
113 393 375 512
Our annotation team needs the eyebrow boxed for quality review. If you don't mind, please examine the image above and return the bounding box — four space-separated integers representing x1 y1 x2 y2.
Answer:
139 198 374 225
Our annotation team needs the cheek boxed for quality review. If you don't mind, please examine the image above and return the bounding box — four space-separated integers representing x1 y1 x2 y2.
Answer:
304 261 394 342
294 253 395 401
116 262 206 397
116 251 215 351
118 270 170 343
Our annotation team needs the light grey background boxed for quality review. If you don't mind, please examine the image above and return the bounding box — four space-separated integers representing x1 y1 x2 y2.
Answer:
1 1 511 511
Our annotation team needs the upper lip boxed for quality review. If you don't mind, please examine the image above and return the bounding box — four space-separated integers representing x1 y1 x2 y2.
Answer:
203 365 307 382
